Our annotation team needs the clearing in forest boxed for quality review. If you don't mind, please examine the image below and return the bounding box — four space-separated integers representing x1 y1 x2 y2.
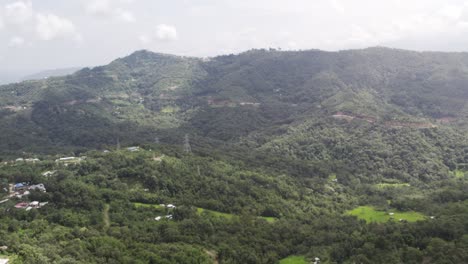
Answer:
347 206 426 223
453 170 466 178
376 183 410 189
279 255 308 264
197 208 277 222
103 204 110 229
133 202 165 210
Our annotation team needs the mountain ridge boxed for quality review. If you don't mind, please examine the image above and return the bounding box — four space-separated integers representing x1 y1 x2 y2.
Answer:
0 47 465 183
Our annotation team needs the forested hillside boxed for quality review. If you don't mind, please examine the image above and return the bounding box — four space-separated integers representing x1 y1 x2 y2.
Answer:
0 47 467 263
0 48 467 145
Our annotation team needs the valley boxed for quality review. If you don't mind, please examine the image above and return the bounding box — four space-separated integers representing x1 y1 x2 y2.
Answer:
0 48 467 263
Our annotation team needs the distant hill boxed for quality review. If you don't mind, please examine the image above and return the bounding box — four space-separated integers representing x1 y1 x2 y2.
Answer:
0 71 27 85
0 47 466 183
21 67 82 81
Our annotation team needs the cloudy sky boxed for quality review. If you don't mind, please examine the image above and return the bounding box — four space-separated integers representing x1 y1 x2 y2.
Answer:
2 0 468 72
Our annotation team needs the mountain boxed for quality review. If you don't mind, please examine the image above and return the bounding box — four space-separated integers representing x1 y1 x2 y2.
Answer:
0 47 468 263
21 67 82 82
0 48 466 181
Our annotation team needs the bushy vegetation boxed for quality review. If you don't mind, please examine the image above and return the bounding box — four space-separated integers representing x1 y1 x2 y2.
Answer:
0 147 467 263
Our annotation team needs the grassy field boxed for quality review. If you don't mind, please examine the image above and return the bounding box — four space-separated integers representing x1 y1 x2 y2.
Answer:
197 208 277 222
454 170 466 178
197 208 234 219
376 183 410 188
133 203 277 222
161 106 179 113
262 216 277 223
279 255 308 264
347 206 426 223
133 202 165 210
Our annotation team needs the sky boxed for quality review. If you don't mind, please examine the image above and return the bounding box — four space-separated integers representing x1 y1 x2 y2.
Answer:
2 0 468 72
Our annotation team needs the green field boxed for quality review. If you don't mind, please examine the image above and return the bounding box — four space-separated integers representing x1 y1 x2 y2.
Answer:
454 170 466 178
133 204 276 222
376 183 410 188
279 255 308 264
161 106 179 113
347 206 426 223
197 208 277 222
262 216 277 223
133 202 165 210
197 208 235 218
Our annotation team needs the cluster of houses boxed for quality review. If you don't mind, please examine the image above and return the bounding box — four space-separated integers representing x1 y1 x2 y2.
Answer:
154 215 173 221
154 204 176 221
0 180 49 212
14 201 48 211
1 158 40 165
13 182 46 193
55 156 85 164
160 203 176 209
7 183 46 199
15 158 40 163
127 146 140 152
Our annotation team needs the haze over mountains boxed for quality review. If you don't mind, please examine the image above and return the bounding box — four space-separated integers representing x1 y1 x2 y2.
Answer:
0 68 83 85
20 68 82 82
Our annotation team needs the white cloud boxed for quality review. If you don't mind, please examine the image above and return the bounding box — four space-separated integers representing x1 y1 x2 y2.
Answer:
138 24 178 44
330 0 345 14
35 13 78 41
286 41 298 50
139 34 151 44
156 24 178 41
115 8 135 23
438 5 463 20
4 0 33 25
8 36 25 47
85 0 136 23
85 0 112 16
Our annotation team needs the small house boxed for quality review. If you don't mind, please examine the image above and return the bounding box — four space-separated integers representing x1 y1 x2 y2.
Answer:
29 184 46 192
14 202 29 209
42 171 56 177
14 183 28 192
126 147 140 152
57 157 76 162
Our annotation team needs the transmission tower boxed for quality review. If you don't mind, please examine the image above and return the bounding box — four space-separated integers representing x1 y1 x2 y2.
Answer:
184 134 192 153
